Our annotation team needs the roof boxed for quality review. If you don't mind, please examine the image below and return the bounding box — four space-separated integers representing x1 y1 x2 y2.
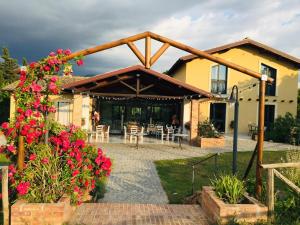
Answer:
168 38 300 74
1 75 87 92
63 65 212 98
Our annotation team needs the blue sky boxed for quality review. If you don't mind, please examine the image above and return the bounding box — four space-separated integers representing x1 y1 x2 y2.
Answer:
0 0 299 76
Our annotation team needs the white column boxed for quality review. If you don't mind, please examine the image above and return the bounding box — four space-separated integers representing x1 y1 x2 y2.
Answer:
82 95 90 130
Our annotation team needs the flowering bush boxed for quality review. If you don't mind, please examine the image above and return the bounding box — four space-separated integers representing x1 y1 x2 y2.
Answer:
0 49 111 204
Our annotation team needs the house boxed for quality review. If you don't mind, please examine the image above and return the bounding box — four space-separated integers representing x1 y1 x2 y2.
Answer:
168 38 300 134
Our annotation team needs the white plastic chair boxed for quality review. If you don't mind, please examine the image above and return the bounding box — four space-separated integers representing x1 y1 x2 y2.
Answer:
96 125 104 142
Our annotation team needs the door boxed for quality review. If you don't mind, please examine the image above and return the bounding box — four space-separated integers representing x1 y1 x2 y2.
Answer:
264 105 275 131
210 103 226 132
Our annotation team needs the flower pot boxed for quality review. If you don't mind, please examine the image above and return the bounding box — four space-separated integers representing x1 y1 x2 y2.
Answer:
198 136 225 148
11 196 76 225
201 186 267 224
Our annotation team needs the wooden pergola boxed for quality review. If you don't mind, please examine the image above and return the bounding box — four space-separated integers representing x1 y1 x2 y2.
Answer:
34 31 274 196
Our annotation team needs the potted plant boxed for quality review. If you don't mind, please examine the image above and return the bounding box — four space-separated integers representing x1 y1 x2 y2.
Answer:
201 175 267 224
197 120 225 148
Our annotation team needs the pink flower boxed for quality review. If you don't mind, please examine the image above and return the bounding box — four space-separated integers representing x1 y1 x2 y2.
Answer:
50 76 58 82
7 145 16 154
44 65 51 71
72 170 79 177
29 154 36 161
30 83 42 92
41 157 49 164
76 59 84 66
75 139 85 148
1 122 9 130
57 49 63 54
74 186 80 193
25 109 33 117
48 82 58 94
49 52 56 57
16 182 30 195
64 49 72 55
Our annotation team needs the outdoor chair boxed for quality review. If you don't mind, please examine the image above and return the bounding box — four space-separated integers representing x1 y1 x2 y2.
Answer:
96 125 105 142
164 127 174 141
104 125 110 142
155 125 164 140
123 126 128 139
129 126 138 142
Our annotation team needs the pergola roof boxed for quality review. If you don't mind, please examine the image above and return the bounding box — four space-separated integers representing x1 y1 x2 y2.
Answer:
63 65 212 99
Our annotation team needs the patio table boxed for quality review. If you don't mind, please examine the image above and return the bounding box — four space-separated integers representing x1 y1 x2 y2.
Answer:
131 132 148 149
173 133 188 149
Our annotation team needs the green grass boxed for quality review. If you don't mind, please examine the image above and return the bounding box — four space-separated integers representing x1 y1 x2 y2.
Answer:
154 151 287 203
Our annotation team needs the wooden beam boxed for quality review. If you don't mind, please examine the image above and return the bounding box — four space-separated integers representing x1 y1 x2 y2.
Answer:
87 76 132 91
150 43 170 66
267 168 274 220
148 32 273 83
261 162 300 169
2 166 9 225
256 79 266 198
140 84 155 93
120 80 136 92
145 36 151 69
64 32 149 61
17 135 25 171
274 169 300 194
127 42 145 65
90 92 183 99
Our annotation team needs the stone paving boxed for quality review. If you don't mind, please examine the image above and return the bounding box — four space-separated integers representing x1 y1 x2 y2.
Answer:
69 203 209 225
98 143 207 204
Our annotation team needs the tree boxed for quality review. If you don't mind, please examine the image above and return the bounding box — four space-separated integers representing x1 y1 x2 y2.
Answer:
0 47 19 123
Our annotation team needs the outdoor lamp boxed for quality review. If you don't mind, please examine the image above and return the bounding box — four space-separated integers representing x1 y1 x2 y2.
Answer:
229 85 239 175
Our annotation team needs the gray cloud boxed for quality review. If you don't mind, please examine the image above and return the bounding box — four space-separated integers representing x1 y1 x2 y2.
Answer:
0 0 299 76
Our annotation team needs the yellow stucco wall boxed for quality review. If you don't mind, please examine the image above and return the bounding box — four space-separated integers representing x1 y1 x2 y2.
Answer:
9 94 83 127
173 46 299 134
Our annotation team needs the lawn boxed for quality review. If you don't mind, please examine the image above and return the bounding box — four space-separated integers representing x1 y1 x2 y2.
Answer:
154 150 288 204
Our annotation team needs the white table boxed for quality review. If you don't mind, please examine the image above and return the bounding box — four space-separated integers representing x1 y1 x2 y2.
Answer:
173 133 188 149
131 133 148 149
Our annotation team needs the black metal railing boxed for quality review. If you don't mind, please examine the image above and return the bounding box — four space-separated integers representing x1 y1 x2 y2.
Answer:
191 153 220 194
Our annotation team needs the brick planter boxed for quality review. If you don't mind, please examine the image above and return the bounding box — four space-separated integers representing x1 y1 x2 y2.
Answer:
11 196 75 225
198 136 225 148
201 186 267 224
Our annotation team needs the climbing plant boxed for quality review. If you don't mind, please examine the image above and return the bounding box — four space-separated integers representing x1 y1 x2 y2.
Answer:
0 49 111 204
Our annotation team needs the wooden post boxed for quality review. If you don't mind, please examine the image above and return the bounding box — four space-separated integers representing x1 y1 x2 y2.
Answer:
267 168 274 221
2 166 9 225
150 43 170 66
17 135 25 171
127 42 145 65
256 79 266 198
145 36 151 69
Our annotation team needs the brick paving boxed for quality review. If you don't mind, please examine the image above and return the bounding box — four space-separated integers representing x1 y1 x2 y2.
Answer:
68 203 209 225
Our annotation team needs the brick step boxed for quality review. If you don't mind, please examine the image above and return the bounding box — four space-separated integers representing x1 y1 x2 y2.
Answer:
69 203 209 225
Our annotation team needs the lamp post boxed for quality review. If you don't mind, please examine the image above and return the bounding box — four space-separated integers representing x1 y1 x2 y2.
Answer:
229 85 239 175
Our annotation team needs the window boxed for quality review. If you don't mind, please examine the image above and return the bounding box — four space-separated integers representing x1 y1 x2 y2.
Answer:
211 64 228 94
261 64 276 96
57 102 71 125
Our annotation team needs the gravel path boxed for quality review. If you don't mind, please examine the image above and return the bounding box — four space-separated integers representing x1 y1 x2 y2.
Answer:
98 143 207 204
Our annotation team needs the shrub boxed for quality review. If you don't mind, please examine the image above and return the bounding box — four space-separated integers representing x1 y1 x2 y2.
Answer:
280 150 300 186
266 112 299 144
211 175 245 204
198 120 221 138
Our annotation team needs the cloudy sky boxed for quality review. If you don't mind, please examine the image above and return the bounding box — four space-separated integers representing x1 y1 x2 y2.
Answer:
0 0 299 76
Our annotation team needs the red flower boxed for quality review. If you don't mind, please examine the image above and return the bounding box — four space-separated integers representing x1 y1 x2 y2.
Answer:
44 65 51 71
25 109 33 117
57 49 63 54
72 170 79 177
84 180 89 188
76 59 84 66
29 62 37 69
101 157 112 171
41 157 49 164
16 182 30 195
29 154 36 161
48 82 58 94
64 49 72 55
1 122 9 130
75 139 85 148
31 83 42 92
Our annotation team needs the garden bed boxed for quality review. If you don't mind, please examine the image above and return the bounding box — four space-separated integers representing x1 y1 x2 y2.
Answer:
201 186 267 224
11 196 75 225
198 136 225 148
